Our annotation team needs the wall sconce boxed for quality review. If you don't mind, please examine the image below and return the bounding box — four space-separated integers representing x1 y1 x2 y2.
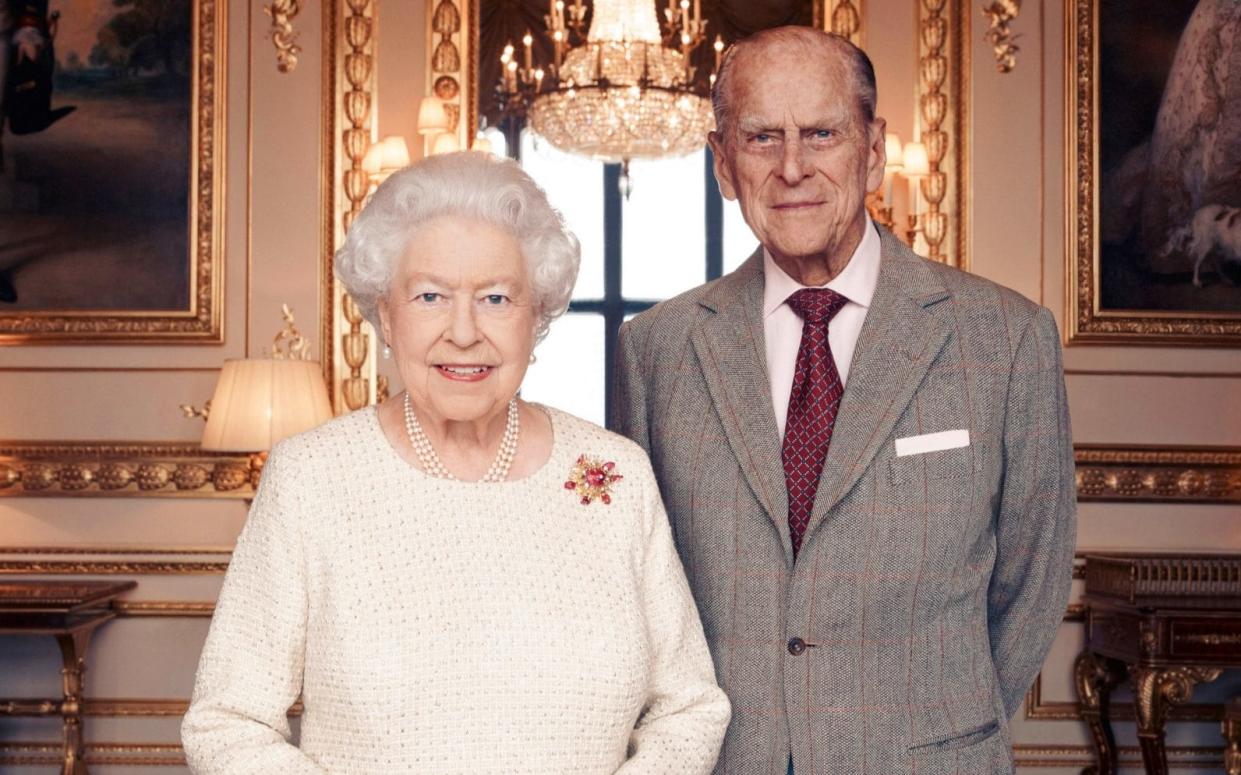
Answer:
362 135 411 187
417 96 457 157
184 306 332 489
901 140 930 247
416 96 450 135
874 132 904 231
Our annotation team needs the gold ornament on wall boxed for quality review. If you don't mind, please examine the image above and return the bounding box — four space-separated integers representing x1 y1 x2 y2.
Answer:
1074 445 1241 504
337 0 377 412
0 443 255 499
264 0 302 73
813 0 864 45
981 0 1020 73
916 0 954 266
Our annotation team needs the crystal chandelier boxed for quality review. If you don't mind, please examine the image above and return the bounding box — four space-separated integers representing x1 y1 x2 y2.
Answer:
498 0 723 170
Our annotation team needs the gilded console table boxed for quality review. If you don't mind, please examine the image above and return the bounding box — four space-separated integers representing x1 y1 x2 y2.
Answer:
0 580 137 775
1074 553 1241 775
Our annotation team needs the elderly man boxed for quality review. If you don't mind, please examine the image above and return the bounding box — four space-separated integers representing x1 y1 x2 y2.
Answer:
613 26 1075 774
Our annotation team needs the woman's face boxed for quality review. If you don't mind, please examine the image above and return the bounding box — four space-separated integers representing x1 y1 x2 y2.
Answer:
378 215 538 426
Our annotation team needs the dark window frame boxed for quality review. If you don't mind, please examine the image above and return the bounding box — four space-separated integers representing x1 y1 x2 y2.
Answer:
506 127 725 427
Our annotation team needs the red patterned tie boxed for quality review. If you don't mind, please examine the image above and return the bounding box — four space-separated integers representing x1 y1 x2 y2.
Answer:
782 288 849 557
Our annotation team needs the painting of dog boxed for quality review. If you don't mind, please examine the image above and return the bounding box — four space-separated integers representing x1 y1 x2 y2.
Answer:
1096 0 1240 316
1162 204 1241 288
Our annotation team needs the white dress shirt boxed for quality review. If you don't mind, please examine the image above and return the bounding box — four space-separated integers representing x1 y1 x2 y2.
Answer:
763 218 881 439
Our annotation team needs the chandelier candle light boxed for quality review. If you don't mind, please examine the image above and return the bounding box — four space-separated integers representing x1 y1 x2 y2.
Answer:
498 0 722 191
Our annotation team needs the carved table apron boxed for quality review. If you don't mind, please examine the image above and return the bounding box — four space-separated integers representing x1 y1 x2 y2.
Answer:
1075 553 1241 775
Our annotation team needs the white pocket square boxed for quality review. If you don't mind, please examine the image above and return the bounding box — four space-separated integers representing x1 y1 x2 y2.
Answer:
895 429 970 457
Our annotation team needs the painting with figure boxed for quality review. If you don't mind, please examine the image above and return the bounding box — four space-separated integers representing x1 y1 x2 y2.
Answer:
1098 0 1241 313
0 0 191 313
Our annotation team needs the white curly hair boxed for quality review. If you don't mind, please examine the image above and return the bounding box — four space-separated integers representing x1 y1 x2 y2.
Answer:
334 151 581 342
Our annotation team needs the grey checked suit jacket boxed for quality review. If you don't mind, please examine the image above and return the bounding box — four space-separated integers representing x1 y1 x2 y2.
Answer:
612 230 1076 774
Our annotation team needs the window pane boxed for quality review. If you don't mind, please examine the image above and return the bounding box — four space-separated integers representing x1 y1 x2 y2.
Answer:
722 198 759 273
521 131 605 300
522 312 606 427
622 149 707 299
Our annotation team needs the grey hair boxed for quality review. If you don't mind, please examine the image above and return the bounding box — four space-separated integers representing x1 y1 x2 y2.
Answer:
334 151 581 343
711 26 877 138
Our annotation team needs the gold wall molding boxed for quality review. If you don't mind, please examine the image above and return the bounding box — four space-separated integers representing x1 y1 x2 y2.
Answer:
916 0 969 269
113 600 216 617
264 0 302 73
0 560 228 575
1074 445 1241 504
0 743 185 768
3 443 1231 501
981 0 1021 73
0 443 255 499
0 0 225 344
429 0 464 143
323 0 378 414
814 0 865 45
0 741 1224 768
0 546 232 555
1065 0 1241 347
1012 744 1222 770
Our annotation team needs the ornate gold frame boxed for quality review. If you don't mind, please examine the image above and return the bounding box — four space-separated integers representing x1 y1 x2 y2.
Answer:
0 0 225 345
1065 0 1241 346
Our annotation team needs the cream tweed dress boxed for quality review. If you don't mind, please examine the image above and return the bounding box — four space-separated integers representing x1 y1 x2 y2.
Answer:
182 405 729 774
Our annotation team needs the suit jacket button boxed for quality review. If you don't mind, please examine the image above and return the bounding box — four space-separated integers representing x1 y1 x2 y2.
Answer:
787 637 806 656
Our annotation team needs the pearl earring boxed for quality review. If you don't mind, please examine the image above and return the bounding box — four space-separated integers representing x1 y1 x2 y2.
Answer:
382 344 391 359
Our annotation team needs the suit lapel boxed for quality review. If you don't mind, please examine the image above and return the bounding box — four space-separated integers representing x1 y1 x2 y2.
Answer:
803 230 954 541
690 250 793 562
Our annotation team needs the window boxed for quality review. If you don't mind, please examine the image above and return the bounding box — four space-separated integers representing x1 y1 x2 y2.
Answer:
495 127 757 427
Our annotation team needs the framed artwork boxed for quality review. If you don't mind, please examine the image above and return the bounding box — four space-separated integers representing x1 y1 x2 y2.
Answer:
0 0 223 344
1067 0 1241 346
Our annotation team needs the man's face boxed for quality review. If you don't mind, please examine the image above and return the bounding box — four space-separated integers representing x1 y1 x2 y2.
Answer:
708 44 886 265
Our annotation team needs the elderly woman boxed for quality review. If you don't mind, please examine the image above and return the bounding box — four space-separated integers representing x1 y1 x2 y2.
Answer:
181 152 729 773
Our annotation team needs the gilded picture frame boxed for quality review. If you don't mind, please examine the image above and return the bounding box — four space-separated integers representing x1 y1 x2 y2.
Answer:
0 0 225 345
1066 0 1241 347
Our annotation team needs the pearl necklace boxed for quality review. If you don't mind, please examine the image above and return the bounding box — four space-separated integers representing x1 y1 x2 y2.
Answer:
402 393 519 483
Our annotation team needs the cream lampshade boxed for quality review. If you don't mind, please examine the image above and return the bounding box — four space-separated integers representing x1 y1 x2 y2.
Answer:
884 133 904 171
201 359 332 452
901 141 930 178
362 136 411 185
416 96 451 135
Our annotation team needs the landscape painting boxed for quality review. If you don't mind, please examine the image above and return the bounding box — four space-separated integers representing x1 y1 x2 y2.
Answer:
0 0 221 343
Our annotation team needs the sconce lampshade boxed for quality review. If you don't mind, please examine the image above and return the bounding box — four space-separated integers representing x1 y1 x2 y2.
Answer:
201 359 333 452
363 136 411 176
416 96 451 135
884 133 904 170
430 132 461 155
902 141 930 177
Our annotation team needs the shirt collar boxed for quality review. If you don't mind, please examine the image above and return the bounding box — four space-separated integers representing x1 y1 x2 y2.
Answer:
762 217 881 318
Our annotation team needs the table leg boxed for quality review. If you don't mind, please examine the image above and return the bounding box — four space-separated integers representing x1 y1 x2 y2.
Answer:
1223 703 1241 775
53 629 93 775
1074 651 1124 775
1130 666 1222 775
